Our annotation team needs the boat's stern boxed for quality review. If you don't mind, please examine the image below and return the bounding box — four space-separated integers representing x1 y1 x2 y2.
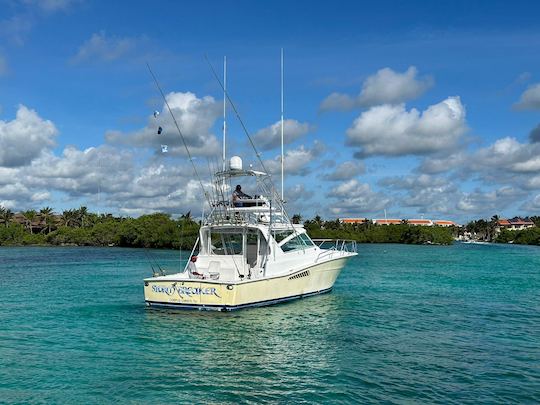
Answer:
144 276 235 310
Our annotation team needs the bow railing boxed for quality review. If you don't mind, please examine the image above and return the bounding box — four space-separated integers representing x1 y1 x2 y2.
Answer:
312 239 357 262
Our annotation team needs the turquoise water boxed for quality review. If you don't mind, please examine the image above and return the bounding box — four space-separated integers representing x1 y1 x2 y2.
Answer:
1 244 539 404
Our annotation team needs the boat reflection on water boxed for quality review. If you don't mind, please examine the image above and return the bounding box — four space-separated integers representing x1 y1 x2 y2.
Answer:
140 291 345 397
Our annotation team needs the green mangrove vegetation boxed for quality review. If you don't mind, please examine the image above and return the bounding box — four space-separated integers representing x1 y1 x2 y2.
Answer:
303 216 455 245
0 206 198 249
495 227 540 245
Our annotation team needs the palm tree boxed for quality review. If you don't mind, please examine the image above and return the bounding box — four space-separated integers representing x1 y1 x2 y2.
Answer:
40 206 55 233
77 206 89 228
489 215 500 241
84 212 99 227
61 209 79 228
180 211 193 224
0 206 13 227
22 210 37 234
291 214 302 224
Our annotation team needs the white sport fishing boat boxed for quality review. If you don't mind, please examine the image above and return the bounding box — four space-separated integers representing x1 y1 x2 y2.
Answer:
144 53 356 310
144 156 357 311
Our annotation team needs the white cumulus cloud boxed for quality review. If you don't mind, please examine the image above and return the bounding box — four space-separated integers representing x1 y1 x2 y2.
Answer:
346 96 466 157
71 31 144 64
530 124 540 143
456 187 527 214
106 91 221 157
472 137 540 174
0 105 57 167
322 160 365 181
263 141 326 176
320 66 433 111
514 83 540 110
253 119 311 150
417 152 467 174
379 174 458 215
327 179 391 216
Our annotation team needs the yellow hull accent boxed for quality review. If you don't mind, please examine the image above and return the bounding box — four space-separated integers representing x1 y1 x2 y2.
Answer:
144 257 348 310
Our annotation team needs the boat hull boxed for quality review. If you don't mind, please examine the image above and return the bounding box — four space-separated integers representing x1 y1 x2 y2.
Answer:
144 257 349 311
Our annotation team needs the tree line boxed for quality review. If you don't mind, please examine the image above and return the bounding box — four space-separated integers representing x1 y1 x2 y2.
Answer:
464 215 540 245
0 206 457 248
2 206 538 248
296 215 455 245
0 206 198 249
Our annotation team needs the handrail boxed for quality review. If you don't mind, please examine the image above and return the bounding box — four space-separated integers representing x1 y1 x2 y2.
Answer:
183 236 200 272
312 238 357 248
311 239 357 263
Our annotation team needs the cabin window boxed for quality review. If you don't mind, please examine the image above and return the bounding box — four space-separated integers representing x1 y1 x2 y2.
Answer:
281 234 308 252
273 230 294 243
299 233 315 247
210 231 243 255
246 229 259 267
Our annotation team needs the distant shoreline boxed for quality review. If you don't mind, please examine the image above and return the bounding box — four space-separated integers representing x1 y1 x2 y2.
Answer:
2 208 538 248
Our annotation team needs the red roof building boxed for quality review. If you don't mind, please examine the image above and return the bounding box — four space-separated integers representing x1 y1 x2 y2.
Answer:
373 219 402 225
408 219 434 226
433 220 457 227
339 218 368 224
497 217 535 231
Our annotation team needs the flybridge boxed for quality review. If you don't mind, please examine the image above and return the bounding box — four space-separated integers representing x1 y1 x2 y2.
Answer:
204 156 291 228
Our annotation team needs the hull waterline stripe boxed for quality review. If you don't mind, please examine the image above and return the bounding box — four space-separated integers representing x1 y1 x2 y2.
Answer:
145 287 333 311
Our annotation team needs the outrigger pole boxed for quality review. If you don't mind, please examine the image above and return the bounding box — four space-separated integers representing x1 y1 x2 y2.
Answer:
222 56 227 172
204 54 270 176
204 54 298 229
280 48 285 212
146 63 210 206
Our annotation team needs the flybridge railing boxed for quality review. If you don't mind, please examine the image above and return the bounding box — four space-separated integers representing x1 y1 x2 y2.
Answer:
312 239 358 260
204 170 294 228
203 201 291 226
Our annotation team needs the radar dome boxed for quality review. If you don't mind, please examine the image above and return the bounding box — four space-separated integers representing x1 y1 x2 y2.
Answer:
229 156 242 171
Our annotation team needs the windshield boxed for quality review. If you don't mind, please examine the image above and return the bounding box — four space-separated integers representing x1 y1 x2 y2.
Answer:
273 230 294 243
280 233 314 252
210 231 243 255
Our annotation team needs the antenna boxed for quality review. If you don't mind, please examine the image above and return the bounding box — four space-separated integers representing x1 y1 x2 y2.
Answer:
280 48 284 205
205 54 301 232
222 56 227 172
97 153 101 216
205 54 269 174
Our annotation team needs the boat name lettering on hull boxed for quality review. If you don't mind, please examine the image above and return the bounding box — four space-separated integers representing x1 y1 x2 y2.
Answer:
152 285 221 298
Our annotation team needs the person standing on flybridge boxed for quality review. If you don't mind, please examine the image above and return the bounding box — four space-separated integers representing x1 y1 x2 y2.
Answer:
232 185 251 207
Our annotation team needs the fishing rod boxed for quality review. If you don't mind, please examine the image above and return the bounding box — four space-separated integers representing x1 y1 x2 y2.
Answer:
144 248 165 276
146 63 211 207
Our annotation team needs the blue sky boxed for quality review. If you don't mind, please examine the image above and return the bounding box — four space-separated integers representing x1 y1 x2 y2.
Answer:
1 0 540 223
